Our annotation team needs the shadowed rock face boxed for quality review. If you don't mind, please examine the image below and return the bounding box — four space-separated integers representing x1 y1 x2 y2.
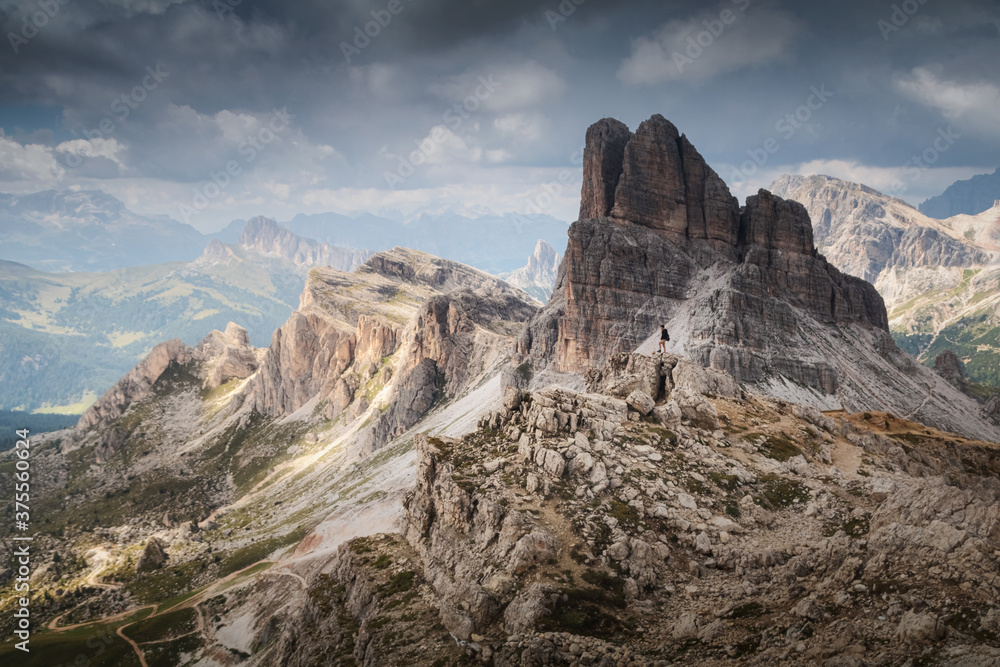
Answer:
608 115 741 253
579 118 632 220
521 116 888 380
514 115 1000 441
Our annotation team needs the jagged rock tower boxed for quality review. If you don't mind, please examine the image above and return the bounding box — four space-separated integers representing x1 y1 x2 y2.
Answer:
517 115 998 442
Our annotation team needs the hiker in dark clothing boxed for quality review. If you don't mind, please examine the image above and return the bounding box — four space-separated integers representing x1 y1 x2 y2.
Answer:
658 324 670 353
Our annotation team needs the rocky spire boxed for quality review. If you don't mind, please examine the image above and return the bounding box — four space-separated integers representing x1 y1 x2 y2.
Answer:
511 115 1000 437
578 118 631 220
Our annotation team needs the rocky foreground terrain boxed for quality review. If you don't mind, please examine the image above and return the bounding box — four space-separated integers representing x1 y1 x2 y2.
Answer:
2 117 999 666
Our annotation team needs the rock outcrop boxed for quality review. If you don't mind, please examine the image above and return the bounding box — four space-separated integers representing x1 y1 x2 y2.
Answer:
933 350 969 394
249 247 537 450
516 116 1000 442
135 537 168 573
387 372 1000 666
193 321 259 388
579 118 632 220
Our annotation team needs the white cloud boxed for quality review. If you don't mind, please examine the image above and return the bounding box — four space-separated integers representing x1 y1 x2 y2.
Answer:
55 137 126 166
0 133 64 182
494 113 547 143
303 164 582 222
618 4 802 85
428 61 563 112
896 67 1000 137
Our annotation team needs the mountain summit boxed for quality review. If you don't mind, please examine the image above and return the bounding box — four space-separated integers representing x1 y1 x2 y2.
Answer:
517 115 997 441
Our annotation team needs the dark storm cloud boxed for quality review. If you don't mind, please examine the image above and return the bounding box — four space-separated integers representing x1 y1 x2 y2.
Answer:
0 0 997 227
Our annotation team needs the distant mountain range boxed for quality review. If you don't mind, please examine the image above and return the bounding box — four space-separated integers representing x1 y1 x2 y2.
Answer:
771 173 1000 387
0 189 569 276
919 167 1000 219
283 210 568 274
0 190 207 272
0 218 369 412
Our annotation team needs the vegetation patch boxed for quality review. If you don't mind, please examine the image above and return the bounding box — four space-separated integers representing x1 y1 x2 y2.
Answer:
759 434 804 462
379 571 416 599
753 474 809 509
539 571 629 639
127 607 198 644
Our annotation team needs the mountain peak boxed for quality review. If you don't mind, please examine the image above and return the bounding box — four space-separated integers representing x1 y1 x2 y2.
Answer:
919 167 1000 218
238 215 287 248
515 115 997 441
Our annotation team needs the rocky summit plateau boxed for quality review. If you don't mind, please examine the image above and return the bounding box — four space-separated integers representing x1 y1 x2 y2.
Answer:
2 116 1000 667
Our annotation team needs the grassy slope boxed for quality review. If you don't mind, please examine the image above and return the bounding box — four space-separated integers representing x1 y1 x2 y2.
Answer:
889 268 1000 386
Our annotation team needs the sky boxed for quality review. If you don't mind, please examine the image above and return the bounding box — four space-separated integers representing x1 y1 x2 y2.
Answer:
0 0 998 232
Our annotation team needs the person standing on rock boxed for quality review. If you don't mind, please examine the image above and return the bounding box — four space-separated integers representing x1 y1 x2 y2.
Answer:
658 324 670 353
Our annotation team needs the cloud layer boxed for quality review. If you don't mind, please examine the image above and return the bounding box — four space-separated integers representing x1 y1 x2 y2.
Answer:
0 0 997 229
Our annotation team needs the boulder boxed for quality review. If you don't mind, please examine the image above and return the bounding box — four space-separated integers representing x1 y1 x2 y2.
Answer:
626 390 656 415
136 538 168 573
895 611 945 645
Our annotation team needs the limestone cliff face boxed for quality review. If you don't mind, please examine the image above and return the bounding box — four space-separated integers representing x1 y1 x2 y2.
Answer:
608 115 740 254
769 174 990 283
770 174 1000 392
516 116 998 441
520 117 886 379
238 216 371 272
249 248 537 449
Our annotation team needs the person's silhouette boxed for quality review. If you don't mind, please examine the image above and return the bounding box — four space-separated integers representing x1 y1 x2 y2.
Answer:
658 324 670 353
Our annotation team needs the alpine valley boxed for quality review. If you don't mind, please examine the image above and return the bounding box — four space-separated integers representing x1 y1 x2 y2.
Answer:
2 117 1000 667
